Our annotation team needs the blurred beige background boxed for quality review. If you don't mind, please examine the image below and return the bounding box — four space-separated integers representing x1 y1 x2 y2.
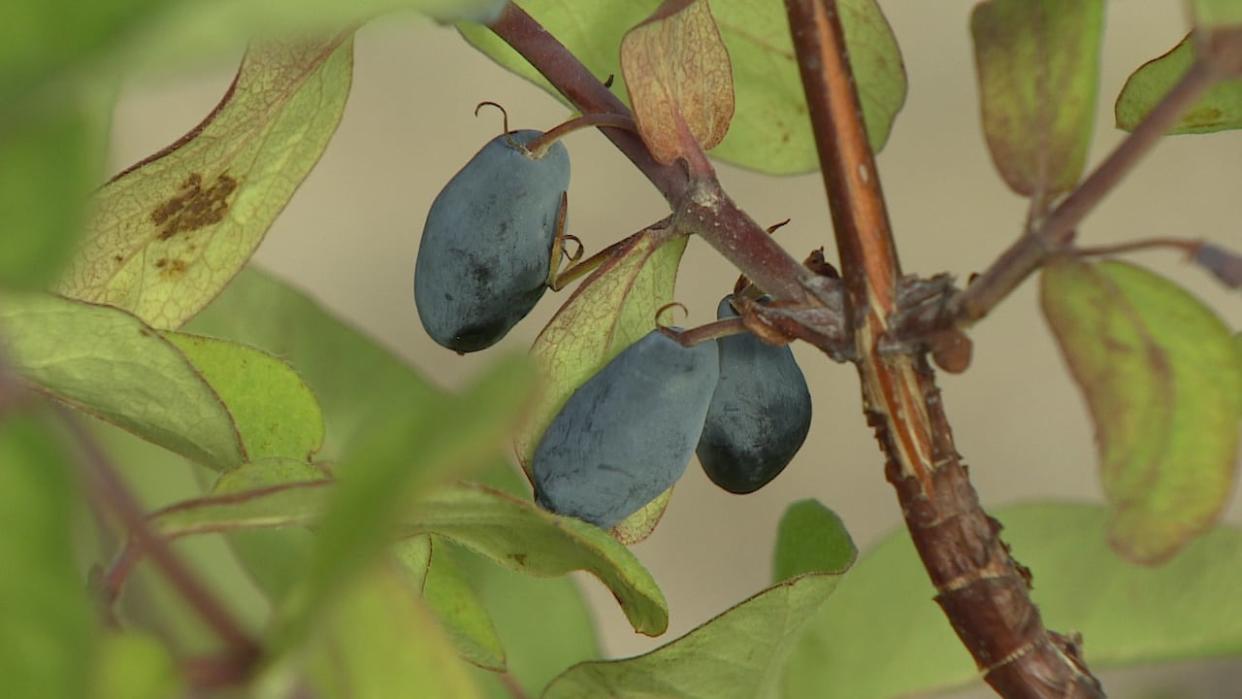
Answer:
108 2 1241 696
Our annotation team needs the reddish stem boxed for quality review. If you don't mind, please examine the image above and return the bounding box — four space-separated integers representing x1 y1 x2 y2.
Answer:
525 112 639 158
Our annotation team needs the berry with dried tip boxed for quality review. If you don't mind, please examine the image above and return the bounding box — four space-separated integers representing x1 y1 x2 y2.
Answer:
414 129 569 352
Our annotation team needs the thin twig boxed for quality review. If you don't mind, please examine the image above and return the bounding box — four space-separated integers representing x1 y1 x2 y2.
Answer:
949 59 1220 326
54 405 262 666
1072 236 1201 258
499 671 531 699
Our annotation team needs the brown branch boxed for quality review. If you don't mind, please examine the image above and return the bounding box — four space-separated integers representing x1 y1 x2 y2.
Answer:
487 3 828 310
53 405 262 669
947 58 1219 327
783 1 1104 697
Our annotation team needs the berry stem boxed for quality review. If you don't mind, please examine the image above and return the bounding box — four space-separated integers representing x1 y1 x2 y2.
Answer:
525 113 640 158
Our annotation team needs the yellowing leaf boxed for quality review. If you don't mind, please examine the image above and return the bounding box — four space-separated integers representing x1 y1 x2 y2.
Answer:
460 0 905 174
1040 259 1242 563
0 293 244 468
517 229 688 543
620 0 734 165
971 0 1104 197
57 36 354 329
166 333 324 462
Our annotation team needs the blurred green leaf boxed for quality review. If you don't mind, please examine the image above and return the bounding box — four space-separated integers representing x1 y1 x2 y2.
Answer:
146 477 666 636
1193 0 1242 27
1116 35 1242 133
0 413 95 699
971 0 1104 197
186 267 441 458
0 0 166 101
0 293 245 468
90 632 180 699
211 458 324 602
166 333 324 462
449 465 600 699
773 499 856 583
517 230 687 543
782 503 1242 699
423 538 507 670
301 566 483 699
57 37 354 329
544 502 853 699
0 92 109 290
1040 260 1242 563
460 0 906 174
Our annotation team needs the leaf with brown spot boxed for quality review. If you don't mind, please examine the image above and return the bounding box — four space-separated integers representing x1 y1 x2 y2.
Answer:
1116 34 1242 134
517 228 688 544
620 0 735 165
1040 259 1242 564
56 36 354 329
971 0 1104 198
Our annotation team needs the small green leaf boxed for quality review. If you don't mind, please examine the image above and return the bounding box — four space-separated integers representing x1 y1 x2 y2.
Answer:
0 414 96 699
782 503 1242 699
186 267 442 459
0 293 245 469
1040 260 1242 563
423 538 507 671
545 502 853 699
460 0 906 174
971 0 1104 197
773 499 856 583
518 229 687 542
166 333 324 462
146 478 667 637
91 632 180 699
0 92 109 290
57 37 354 329
301 567 483 699
1116 35 1242 134
288 355 536 642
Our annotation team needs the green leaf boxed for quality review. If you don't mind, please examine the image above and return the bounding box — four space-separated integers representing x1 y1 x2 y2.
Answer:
287 355 536 643
448 466 600 698
1040 260 1242 563
186 267 441 459
0 92 109 290
459 0 906 174
0 414 96 699
300 566 483 699
91 632 180 699
0 0 166 101
0 293 245 469
773 499 856 583
517 229 687 542
1116 35 1242 134
970 0 1104 197
544 503 853 699
782 503 1242 699
57 37 354 329
422 538 507 671
146 478 667 637
166 333 324 462
1193 0 1242 28
211 459 324 602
